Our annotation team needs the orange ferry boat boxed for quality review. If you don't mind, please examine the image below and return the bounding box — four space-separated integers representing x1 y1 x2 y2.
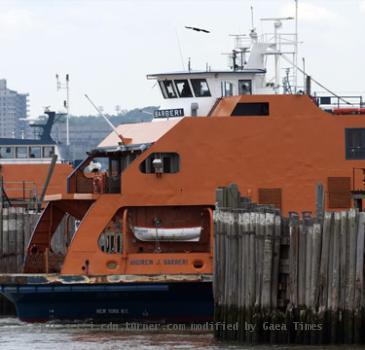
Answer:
1 23 365 322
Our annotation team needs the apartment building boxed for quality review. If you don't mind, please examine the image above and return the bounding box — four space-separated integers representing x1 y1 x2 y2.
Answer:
0 79 28 138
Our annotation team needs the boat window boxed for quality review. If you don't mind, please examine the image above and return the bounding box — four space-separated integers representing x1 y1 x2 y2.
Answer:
346 128 365 159
140 152 180 174
98 230 123 254
29 146 41 158
174 80 193 98
110 158 121 177
231 102 269 116
16 146 27 159
191 79 211 97
0 147 14 158
162 80 177 98
43 146 55 158
223 81 233 96
238 80 252 95
158 81 168 99
108 158 122 193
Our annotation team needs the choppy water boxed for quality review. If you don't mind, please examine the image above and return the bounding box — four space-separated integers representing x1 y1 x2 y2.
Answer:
0 318 364 350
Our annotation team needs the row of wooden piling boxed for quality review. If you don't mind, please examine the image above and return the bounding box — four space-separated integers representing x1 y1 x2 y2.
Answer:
0 207 74 315
286 209 365 344
0 208 39 273
214 209 283 343
0 207 39 315
214 185 365 344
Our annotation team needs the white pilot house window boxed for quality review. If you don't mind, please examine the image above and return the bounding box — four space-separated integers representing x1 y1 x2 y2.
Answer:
223 81 233 96
174 80 193 98
238 80 252 95
191 79 211 97
160 80 177 99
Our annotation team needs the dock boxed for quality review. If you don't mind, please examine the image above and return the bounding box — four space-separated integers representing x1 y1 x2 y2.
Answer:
214 184 365 344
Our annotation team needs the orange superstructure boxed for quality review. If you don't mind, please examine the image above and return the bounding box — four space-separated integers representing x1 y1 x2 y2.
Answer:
22 94 365 276
0 163 73 200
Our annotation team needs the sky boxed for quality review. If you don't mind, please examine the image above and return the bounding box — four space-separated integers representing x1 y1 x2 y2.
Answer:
0 0 364 118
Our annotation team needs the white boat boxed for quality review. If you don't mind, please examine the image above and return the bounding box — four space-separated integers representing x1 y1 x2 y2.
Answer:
132 226 202 242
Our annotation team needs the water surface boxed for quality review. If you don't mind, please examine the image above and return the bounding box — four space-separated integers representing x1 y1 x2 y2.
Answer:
0 318 363 350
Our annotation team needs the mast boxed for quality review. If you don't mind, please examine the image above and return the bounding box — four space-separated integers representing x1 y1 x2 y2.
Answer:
56 73 70 146
261 17 294 93
250 5 254 30
274 20 281 93
294 0 299 92
66 74 70 146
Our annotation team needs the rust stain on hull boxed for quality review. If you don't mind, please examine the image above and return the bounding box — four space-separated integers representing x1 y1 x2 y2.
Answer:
0 273 212 285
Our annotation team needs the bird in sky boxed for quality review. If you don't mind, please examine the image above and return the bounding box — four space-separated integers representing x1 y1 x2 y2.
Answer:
185 26 210 33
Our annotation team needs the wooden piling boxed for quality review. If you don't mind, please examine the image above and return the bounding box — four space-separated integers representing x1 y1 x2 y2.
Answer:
304 214 313 308
2 208 9 273
288 212 299 308
344 209 357 343
8 207 16 273
310 221 322 307
16 207 25 272
214 184 365 345
354 212 365 343
271 215 281 309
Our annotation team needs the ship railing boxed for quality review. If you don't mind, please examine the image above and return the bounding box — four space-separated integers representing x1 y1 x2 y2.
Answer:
2 181 38 206
260 32 297 45
315 94 364 111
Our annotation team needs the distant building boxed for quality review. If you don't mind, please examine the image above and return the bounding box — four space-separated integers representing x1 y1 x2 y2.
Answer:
0 79 29 138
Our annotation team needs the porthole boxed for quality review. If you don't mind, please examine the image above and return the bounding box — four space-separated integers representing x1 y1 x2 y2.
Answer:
106 261 118 269
193 259 204 269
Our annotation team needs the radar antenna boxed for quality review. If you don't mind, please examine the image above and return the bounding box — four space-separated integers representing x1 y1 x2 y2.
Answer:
250 5 255 31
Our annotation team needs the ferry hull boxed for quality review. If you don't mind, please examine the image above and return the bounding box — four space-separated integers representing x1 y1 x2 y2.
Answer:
0 281 213 323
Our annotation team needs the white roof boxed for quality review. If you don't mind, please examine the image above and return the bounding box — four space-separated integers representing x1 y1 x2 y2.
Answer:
98 119 182 148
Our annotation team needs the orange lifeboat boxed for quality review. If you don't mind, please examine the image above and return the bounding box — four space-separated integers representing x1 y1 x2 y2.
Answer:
131 226 202 242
